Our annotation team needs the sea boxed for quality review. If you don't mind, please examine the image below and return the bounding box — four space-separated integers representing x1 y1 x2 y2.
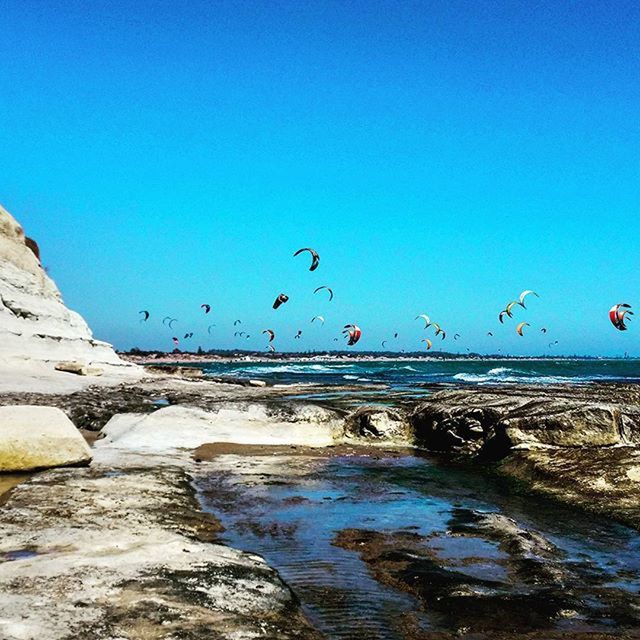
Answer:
196 358 640 389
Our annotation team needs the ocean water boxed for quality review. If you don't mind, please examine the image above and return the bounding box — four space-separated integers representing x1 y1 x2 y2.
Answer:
198 358 640 389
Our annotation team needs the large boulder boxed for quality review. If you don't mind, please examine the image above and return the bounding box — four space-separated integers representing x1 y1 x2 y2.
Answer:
0 204 138 379
0 405 92 471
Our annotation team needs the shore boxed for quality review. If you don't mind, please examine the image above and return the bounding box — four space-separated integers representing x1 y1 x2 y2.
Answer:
1 367 640 638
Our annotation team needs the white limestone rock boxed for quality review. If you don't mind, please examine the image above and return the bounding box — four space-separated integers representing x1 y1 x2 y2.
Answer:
0 405 92 471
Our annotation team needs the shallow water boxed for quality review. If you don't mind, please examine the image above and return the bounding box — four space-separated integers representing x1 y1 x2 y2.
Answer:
196 453 640 638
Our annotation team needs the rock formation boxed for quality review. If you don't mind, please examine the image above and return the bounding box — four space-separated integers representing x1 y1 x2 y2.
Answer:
0 204 137 381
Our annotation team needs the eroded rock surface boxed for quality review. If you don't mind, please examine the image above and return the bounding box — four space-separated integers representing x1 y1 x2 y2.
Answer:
0 460 320 640
411 384 640 457
412 384 640 529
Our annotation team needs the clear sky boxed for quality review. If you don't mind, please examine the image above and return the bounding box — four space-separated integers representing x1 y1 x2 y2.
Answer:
2 0 639 356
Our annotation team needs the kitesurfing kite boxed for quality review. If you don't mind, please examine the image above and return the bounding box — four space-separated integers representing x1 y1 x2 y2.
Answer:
139 310 150 322
168 319 178 329
262 329 275 342
610 303 633 331
516 322 530 336
518 290 539 308
293 247 320 271
422 338 433 350
201 304 211 314
314 286 334 301
273 293 289 309
295 330 302 339
343 324 362 346
432 323 446 340
415 314 431 328
207 324 216 334
311 315 325 325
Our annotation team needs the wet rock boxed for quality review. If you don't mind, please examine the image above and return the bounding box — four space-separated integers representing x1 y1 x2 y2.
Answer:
343 405 412 443
0 383 160 431
333 528 577 634
0 405 92 471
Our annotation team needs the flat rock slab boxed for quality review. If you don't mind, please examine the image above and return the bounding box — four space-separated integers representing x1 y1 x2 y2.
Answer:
0 405 91 471
0 464 320 640
97 403 341 453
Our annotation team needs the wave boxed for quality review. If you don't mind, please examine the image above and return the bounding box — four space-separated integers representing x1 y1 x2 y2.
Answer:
220 363 353 376
453 372 591 385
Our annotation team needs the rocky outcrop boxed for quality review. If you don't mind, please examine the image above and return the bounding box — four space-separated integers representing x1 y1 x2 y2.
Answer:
0 405 92 471
0 204 137 377
411 384 640 529
411 384 640 458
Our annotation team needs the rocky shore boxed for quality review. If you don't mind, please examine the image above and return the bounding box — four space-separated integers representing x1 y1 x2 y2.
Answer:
2 370 640 638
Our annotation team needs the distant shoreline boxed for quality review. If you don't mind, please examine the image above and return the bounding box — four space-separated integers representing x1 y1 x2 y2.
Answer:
119 351 639 365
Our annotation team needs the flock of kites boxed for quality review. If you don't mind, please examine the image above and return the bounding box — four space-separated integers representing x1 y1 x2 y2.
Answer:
137 247 635 352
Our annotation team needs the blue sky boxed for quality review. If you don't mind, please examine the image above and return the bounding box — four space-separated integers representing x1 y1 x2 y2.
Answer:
2 0 639 355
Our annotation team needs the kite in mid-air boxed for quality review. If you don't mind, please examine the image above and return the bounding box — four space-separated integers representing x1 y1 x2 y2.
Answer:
422 338 433 350
343 324 362 346
311 315 325 325
262 329 275 342
432 323 446 340
518 290 539 308
293 247 320 271
415 314 431 328
610 303 633 331
139 310 150 322
314 286 334 301
273 293 289 309
295 330 302 339
201 304 211 314
516 322 530 336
